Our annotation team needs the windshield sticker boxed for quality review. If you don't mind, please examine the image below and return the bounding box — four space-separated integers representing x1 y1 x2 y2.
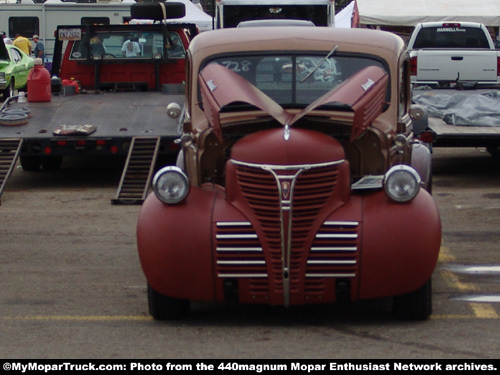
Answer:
361 78 374 91
437 28 466 32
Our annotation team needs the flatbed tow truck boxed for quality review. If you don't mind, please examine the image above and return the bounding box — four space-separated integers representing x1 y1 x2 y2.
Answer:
0 2 196 205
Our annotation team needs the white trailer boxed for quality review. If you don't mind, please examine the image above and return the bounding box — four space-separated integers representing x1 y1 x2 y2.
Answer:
214 0 335 28
0 0 133 59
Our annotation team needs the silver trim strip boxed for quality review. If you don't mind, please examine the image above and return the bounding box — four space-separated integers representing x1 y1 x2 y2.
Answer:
307 260 356 265
216 234 258 239
217 222 252 227
311 247 357 252
216 247 263 252
217 260 266 265
306 273 356 278
316 233 358 239
231 159 345 170
323 221 359 226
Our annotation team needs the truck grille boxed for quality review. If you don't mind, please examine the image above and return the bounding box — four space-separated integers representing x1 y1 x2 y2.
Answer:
216 159 358 304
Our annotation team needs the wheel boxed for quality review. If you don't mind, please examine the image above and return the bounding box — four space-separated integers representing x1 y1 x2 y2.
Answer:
20 156 42 171
147 283 189 320
393 278 432 320
41 156 63 171
2 79 15 99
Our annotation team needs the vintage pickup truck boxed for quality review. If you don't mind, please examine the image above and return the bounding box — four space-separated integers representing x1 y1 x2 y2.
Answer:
136 26 442 320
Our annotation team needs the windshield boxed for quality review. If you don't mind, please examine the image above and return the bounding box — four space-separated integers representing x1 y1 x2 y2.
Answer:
207 53 388 108
70 31 186 60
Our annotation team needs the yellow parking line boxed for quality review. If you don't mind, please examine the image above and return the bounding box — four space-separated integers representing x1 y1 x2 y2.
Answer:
439 246 499 319
470 303 500 319
441 270 478 292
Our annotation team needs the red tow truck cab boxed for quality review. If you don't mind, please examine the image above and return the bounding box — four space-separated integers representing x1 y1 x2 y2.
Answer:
137 27 442 320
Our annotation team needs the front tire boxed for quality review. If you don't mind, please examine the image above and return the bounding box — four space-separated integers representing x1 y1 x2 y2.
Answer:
147 283 189 320
393 278 432 320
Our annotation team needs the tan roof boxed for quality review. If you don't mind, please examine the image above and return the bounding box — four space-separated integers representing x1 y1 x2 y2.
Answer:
188 27 406 132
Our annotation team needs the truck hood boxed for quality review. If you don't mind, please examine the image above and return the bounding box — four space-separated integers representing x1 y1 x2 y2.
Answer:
199 63 388 142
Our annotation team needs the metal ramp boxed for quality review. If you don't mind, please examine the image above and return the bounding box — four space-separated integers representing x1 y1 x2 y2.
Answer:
112 137 161 205
0 139 23 205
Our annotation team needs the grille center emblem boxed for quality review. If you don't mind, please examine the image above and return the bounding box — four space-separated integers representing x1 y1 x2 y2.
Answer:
281 181 291 200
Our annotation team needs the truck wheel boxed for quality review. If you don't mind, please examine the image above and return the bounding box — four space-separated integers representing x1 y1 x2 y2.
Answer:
147 283 189 320
20 156 42 171
393 278 432 320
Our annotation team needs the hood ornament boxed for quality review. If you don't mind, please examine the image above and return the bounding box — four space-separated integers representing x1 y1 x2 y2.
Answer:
284 124 290 141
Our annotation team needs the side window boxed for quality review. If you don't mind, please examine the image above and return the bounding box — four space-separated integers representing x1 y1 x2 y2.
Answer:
9 48 22 63
8 17 39 39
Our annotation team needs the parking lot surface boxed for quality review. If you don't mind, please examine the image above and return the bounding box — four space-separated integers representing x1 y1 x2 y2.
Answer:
1 149 499 358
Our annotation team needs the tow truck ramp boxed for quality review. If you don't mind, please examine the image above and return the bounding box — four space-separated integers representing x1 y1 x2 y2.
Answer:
0 139 22 205
112 136 161 205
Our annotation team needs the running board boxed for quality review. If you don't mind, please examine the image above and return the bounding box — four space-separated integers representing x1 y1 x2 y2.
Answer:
0 139 23 205
112 137 160 205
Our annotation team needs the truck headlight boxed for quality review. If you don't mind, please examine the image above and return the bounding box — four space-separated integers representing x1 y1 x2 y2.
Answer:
153 166 189 204
384 165 421 203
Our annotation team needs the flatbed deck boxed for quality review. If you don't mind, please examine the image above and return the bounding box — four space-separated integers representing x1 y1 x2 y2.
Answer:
1 91 183 141
429 117 500 147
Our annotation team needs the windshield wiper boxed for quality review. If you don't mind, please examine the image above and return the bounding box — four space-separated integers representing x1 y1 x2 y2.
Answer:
300 45 338 83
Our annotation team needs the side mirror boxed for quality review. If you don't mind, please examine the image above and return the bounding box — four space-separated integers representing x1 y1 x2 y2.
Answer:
167 102 182 119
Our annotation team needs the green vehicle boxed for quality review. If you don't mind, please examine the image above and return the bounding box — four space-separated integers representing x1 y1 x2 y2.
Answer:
0 38 34 99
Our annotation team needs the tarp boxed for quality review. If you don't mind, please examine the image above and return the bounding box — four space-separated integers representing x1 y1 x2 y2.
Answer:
334 1 355 28
413 90 500 127
357 0 500 27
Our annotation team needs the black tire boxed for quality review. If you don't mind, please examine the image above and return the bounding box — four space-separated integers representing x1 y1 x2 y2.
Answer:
20 156 42 171
393 278 432 320
147 283 189 320
41 156 63 171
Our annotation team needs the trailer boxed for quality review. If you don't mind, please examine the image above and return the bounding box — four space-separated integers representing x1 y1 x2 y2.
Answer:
214 0 336 28
0 0 133 60
0 2 195 205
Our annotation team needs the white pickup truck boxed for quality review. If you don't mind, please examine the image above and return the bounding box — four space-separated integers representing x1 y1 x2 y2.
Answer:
407 21 500 87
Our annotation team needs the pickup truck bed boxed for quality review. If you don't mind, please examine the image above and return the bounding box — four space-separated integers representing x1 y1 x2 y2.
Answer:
413 88 500 147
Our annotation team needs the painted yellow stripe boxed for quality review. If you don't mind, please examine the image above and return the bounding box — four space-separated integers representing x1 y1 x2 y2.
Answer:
441 270 479 292
438 246 455 263
470 303 500 319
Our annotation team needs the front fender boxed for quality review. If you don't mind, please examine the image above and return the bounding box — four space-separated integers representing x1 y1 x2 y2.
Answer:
359 189 441 299
136 186 219 300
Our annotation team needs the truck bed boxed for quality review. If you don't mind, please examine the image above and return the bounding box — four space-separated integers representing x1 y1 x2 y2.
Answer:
2 91 183 139
413 88 500 147
428 117 500 147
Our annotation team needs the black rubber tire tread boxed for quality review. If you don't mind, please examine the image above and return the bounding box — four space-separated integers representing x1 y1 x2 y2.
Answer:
393 278 432 320
147 283 189 320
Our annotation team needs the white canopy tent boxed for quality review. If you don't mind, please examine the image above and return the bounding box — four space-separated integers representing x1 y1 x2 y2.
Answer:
356 0 500 27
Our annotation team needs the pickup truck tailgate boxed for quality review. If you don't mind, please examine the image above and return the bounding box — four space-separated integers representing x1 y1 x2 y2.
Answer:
416 50 498 82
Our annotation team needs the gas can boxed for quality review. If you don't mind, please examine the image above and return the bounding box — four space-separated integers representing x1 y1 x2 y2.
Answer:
62 78 80 95
27 58 51 102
